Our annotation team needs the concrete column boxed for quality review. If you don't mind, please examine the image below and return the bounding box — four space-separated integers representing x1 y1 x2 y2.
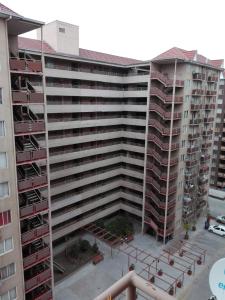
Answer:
126 285 136 300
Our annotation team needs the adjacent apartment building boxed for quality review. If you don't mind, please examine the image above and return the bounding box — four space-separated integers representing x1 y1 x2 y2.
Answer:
0 3 223 300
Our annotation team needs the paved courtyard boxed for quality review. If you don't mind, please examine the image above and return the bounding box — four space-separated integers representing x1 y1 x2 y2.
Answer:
54 217 225 300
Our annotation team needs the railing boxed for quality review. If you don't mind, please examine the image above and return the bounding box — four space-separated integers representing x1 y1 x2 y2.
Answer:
204 104 216 110
203 117 214 123
147 149 178 166
151 71 184 87
147 164 177 181
9 58 42 73
145 191 176 209
188 133 200 139
189 119 201 125
202 129 213 136
21 223 49 245
145 202 175 223
206 90 217 96
192 89 204 96
146 177 177 195
16 148 46 164
25 267 51 292
14 120 45 134
33 289 52 300
20 198 48 218
148 134 179 151
190 104 202 111
18 173 47 192
200 165 209 173
187 146 199 154
201 142 212 149
150 86 183 103
185 160 198 167
23 246 50 269
149 103 182 120
149 119 180 135
192 73 206 81
207 76 218 82
12 91 44 104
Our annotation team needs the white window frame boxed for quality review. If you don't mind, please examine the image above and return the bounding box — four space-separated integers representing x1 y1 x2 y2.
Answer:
0 152 8 169
0 121 6 137
0 263 16 281
0 237 13 256
0 182 10 199
0 287 17 300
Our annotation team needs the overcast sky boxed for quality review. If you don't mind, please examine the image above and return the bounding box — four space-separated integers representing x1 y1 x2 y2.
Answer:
2 0 225 61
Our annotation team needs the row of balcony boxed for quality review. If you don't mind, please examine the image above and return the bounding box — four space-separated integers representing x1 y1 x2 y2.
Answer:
25 266 51 293
23 246 50 270
150 86 183 104
149 119 180 136
146 177 177 195
192 73 218 82
146 163 177 181
151 71 184 87
190 103 215 111
186 159 198 167
14 120 45 135
149 103 182 120
16 148 46 164
20 197 48 219
187 146 199 154
9 58 42 73
202 142 212 149
12 91 44 104
21 223 49 246
147 149 178 166
145 202 175 223
145 191 176 209
148 134 179 151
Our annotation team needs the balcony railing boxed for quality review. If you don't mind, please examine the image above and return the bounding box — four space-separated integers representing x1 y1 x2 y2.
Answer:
202 129 213 136
145 202 175 223
200 165 209 173
33 289 52 300
148 134 179 151
9 58 42 73
145 191 176 209
207 76 218 82
18 173 48 193
206 90 217 96
187 146 199 154
204 104 216 110
147 149 178 166
12 91 44 104
190 104 202 111
23 246 50 269
185 160 198 167
147 164 177 181
149 119 180 136
146 177 176 195
151 71 184 87
14 120 45 135
189 119 201 125
192 73 206 81
203 117 214 123
21 223 49 245
201 142 212 149
149 103 182 120
20 198 48 219
188 133 200 140
25 267 51 292
150 86 183 104
192 89 204 96
16 148 47 164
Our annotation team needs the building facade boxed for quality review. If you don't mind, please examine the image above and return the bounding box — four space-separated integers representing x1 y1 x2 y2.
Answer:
0 3 223 300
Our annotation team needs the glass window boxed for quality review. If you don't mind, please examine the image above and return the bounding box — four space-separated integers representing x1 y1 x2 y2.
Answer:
0 153 7 168
0 210 11 226
0 121 5 136
0 237 13 255
0 287 16 300
59 27 65 33
0 182 9 198
0 263 15 280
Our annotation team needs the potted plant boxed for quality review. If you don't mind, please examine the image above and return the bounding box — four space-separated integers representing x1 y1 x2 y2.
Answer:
129 264 135 271
150 275 155 283
177 280 182 288
197 258 202 265
158 269 163 276
169 286 174 295
187 268 192 276
169 259 174 266
179 250 184 257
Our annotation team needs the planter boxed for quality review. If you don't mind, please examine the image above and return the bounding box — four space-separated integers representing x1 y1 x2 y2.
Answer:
169 259 174 266
192 225 196 231
158 269 163 276
92 254 104 265
177 281 182 288
169 287 174 295
179 250 184 257
129 264 135 271
197 259 202 265
150 276 155 283
187 269 192 276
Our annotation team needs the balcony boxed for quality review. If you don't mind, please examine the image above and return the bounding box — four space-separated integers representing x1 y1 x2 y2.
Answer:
201 154 211 162
187 146 199 154
12 91 44 104
203 117 214 123
202 129 213 136
149 119 180 136
188 133 200 140
150 86 183 104
207 76 218 82
192 73 206 81
151 71 184 87
9 58 42 73
149 103 181 120
18 173 47 193
145 191 176 209
147 149 178 166
201 142 212 149
185 159 198 167
189 119 201 125
192 89 204 96
23 246 50 270
25 267 51 293
20 195 48 219
145 202 175 223
204 104 216 110
147 164 177 181
146 177 177 195
190 104 202 111
32 288 52 300
21 223 49 245
14 120 45 135
206 90 217 96
200 165 209 173
16 148 46 164
148 134 179 151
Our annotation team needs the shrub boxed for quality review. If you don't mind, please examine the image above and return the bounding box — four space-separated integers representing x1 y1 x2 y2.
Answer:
105 216 134 237
79 239 91 252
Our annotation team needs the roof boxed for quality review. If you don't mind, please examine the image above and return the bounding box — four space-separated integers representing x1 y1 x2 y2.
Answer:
153 47 223 69
18 37 143 65
0 2 21 17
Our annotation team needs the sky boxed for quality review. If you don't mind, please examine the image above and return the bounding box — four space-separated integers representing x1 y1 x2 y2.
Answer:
2 0 225 61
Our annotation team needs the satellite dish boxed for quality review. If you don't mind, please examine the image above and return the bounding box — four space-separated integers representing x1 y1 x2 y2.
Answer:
209 258 225 300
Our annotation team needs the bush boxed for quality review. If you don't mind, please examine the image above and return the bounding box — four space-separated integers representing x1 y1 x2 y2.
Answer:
105 216 134 237
79 239 91 252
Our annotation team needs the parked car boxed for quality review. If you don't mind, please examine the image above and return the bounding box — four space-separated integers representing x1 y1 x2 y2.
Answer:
216 215 225 224
208 224 225 236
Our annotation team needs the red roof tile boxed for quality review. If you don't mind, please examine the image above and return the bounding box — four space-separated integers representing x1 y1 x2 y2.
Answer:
18 37 55 54
0 2 21 17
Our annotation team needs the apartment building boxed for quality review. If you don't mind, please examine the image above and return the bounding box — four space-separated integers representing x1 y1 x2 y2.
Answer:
0 3 223 299
210 73 225 188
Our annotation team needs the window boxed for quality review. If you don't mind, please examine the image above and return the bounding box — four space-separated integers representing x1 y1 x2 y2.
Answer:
0 153 7 168
0 210 11 227
0 121 5 136
0 182 9 198
0 263 15 280
181 140 186 147
0 287 16 300
0 88 2 104
0 237 13 256
59 27 65 33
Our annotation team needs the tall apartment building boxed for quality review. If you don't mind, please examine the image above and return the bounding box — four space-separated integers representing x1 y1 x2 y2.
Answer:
211 73 225 188
0 3 223 300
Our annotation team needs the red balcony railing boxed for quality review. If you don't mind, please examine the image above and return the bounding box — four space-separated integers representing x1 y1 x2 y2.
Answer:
149 119 180 136
147 163 177 181
23 246 50 269
203 117 214 123
151 71 184 87
192 73 206 81
33 289 52 300
20 198 48 219
21 224 49 245
148 134 179 151
206 90 217 96
201 142 212 149
158 226 174 237
25 267 51 292
145 202 175 223
149 103 182 120
200 165 209 173
186 160 198 167
150 86 183 104
9 58 42 73
188 133 200 140
192 89 204 96
190 104 202 111
144 216 158 232
202 130 213 136
147 149 178 166
187 146 199 154
18 173 47 193
16 148 47 164
207 76 218 82
146 177 177 195
12 91 44 104
14 120 45 135
145 191 176 209
204 104 216 110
